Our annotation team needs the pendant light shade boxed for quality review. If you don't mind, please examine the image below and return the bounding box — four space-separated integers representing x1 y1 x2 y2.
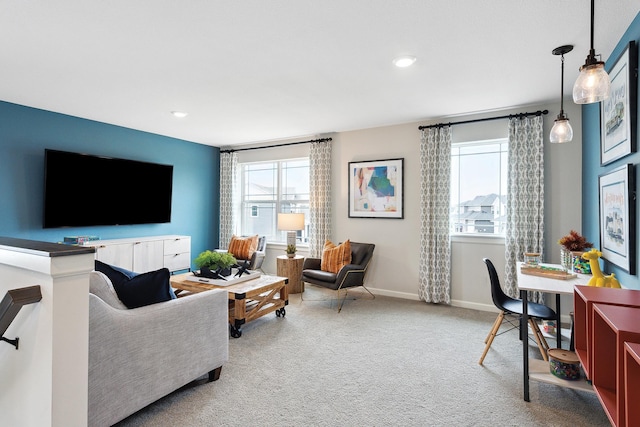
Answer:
551 45 574 143
573 0 610 104
550 118 574 143
573 62 610 104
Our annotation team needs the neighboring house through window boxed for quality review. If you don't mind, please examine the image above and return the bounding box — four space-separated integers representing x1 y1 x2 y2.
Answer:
239 158 309 243
450 138 508 235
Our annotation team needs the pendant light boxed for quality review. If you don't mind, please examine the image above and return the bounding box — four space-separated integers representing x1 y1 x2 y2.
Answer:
573 0 610 104
550 45 574 143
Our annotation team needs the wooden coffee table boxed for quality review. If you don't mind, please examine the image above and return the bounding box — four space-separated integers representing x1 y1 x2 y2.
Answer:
170 272 288 338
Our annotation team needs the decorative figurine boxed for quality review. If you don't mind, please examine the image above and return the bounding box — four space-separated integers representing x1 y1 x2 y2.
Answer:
581 249 621 288
234 260 251 277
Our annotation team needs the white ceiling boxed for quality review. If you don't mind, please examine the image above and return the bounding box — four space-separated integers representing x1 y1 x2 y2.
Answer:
1 1 639 148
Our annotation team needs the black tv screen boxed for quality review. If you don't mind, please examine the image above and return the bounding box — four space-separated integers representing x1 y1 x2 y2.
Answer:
43 149 173 228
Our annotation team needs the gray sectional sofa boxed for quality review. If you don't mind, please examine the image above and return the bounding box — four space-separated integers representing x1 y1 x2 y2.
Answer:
88 271 229 426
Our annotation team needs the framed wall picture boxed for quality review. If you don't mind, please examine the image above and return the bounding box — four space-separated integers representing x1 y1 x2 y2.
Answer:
600 40 637 165
599 164 635 274
348 158 404 218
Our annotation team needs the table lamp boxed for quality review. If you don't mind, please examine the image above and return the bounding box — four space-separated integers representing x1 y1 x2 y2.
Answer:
277 213 305 251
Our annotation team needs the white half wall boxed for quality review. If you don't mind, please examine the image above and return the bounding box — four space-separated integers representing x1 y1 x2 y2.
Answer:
0 241 94 427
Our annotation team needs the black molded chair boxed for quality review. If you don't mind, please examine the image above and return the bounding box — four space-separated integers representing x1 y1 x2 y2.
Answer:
478 258 556 365
301 242 375 312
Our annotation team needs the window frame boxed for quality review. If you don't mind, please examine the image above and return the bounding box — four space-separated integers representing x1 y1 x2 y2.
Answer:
238 157 309 244
450 138 508 237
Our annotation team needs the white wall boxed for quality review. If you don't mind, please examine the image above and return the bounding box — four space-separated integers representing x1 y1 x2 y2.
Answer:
243 99 583 318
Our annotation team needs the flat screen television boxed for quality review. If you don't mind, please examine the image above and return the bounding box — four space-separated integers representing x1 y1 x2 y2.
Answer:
43 149 173 228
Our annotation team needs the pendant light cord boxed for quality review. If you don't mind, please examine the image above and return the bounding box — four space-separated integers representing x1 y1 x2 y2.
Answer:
590 0 595 53
559 54 565 116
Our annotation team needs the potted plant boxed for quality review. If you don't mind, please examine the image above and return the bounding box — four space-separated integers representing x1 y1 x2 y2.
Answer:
285 244 297 258
194 250 237 277
558 230 593 273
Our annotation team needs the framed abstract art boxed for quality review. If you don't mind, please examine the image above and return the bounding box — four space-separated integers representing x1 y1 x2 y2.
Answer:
348 158 404 218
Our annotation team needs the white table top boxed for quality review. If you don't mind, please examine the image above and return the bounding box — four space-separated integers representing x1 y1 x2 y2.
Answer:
516 263 591 294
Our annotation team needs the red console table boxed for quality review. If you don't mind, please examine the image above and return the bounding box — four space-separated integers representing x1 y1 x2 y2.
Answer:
574 286 640 379
624 342 640 427
591 304 640 427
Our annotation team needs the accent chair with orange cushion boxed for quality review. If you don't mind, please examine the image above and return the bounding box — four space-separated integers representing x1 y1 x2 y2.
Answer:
301 240 375 312
320 239 352 273
226 235 266 271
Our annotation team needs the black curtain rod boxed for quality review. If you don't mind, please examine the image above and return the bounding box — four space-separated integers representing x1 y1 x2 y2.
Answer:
418 110 548 130
220 137 332 153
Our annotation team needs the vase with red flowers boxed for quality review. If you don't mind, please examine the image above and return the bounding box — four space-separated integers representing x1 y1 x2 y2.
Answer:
558 230 593 273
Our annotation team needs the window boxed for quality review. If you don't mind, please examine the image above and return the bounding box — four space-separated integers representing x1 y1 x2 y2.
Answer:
450 138 508 235
239 159 309 243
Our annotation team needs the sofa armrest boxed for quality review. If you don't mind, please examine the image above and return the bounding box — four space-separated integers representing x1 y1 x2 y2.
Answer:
88 289 229 426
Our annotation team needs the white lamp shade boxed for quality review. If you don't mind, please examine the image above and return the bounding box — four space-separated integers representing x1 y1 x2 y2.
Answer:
278 213 304 249
573 63 611 104
277 213 305 231
550 119 574 143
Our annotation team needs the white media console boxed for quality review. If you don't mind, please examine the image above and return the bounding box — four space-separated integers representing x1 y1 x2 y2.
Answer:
82 235 191 273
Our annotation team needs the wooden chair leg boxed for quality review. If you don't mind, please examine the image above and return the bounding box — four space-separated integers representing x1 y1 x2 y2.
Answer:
529 319 549 361
537 326 550 352
485 312 503 344
479 311 505 365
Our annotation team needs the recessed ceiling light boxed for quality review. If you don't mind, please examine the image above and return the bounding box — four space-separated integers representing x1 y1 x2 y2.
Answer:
171 111 188 118
393 55 417 68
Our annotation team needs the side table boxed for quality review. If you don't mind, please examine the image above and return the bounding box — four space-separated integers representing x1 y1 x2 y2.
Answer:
277 255 304 293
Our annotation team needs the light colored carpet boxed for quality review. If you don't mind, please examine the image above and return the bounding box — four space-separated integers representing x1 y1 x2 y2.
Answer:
114 286 609 427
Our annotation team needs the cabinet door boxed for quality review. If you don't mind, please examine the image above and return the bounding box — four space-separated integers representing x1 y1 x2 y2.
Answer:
95 243 134 270
133 240 164 273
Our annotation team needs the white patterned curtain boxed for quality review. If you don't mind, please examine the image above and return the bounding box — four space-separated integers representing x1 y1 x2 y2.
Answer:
219 151 238 249
504 115 545 303
418 127 452 304
308 140 332 257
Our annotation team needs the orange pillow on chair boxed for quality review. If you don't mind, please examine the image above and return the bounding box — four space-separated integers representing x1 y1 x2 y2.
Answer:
321 240 352 274
228 235 259 260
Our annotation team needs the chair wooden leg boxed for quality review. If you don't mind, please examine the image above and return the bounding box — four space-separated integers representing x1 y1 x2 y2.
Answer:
537 326 550 353
485 312 503 344
479 311 504 365
529 319 549 361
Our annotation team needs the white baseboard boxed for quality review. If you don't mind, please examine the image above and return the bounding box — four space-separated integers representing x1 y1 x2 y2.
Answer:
366 287 572 325
365 287 421 301
450 299 497 312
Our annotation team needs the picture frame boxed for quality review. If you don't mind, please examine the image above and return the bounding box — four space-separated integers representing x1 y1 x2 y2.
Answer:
600 40 637 165
599 164 635 274
348 158 404 219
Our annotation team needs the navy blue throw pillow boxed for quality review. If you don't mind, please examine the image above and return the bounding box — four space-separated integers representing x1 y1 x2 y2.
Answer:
95 260 133 286
95 260 175 308
108 264 138 279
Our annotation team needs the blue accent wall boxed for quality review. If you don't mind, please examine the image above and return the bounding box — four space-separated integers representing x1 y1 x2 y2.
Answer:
582 12 640 289
0 101 220 269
